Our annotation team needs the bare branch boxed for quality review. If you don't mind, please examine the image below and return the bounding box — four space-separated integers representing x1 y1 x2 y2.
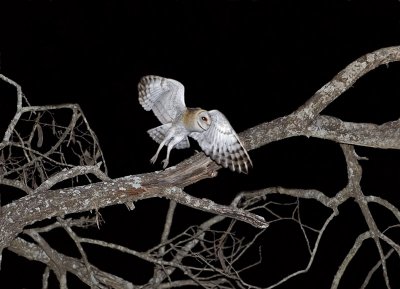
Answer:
42 266 50 289
240 46 400 152
0 180 268 254
161 200 177 247
35 164 110 193
341 144 392 289
152 200 178 286
8 237 135 289
307 116 400 149
162 187 268 229
57 217 99 287
331 231 371 289
263 212 336 289
361 249 395 289
0 74 24 142
366 196 400 223
24 229 69 287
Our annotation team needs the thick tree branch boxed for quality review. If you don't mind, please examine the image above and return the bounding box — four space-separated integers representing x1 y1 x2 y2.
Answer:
241 46 400 151
295 45 400 123
307 116 400 149
0 169 268 252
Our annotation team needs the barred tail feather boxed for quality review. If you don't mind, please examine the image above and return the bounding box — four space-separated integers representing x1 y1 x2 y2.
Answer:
147 124 190 149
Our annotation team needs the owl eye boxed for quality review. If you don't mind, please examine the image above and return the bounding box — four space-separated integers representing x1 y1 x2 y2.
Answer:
201 116 208 122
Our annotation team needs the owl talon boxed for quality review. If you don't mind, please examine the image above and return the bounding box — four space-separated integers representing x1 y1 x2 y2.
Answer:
161 158 169 168
150 154 158 164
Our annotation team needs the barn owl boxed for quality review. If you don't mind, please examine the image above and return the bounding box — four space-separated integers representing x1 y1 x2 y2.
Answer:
138 75 252 173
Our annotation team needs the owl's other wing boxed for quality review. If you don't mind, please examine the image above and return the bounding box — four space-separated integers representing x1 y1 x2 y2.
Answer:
138 75 186 124
190 110 252 173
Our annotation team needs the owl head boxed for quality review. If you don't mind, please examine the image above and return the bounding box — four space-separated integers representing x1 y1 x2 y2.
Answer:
195 110 212 131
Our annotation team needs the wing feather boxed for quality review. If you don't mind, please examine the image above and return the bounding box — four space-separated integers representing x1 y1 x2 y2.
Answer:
190 110 252 173
138 75 186 124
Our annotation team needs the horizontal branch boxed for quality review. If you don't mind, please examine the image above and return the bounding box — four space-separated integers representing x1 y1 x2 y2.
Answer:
0 161 267 251
307 116 400 149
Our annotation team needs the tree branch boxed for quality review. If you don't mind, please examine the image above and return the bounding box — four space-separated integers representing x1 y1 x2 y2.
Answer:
240 46 400 151
0 171 268 252
8 237 135 289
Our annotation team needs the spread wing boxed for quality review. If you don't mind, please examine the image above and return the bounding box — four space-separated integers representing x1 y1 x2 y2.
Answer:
190 110 252 173
138 75 186 124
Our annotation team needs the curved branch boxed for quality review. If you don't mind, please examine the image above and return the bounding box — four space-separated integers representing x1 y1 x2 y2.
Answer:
241 46 400 151
295 45 400 122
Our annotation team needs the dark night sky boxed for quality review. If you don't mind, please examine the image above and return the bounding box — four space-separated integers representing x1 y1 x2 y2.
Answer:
1 0 400 288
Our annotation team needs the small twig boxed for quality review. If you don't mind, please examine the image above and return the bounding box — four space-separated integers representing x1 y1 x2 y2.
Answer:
24 229 68 288
262 212 336 289
361 249 395 289
331 231 371 289
57 217 99 287
157 278 229 289
42 266 50 289
0 74 23 143
378 233 400 257
160 200 177 254
366 196 400 223
151 200 178 286
79 237 209 274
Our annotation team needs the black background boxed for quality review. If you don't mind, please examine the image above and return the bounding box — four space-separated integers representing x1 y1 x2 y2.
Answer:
1 0 400 288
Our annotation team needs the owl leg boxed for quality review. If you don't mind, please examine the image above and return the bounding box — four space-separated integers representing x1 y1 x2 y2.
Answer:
150 138 168 164
161 136 184 168
150 126 177 165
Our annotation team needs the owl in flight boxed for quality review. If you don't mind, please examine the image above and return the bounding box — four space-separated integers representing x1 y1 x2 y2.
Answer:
138 75 252 173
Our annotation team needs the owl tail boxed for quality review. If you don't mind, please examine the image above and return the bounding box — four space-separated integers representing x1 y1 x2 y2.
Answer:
147 124 190 149
147 124 172 144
